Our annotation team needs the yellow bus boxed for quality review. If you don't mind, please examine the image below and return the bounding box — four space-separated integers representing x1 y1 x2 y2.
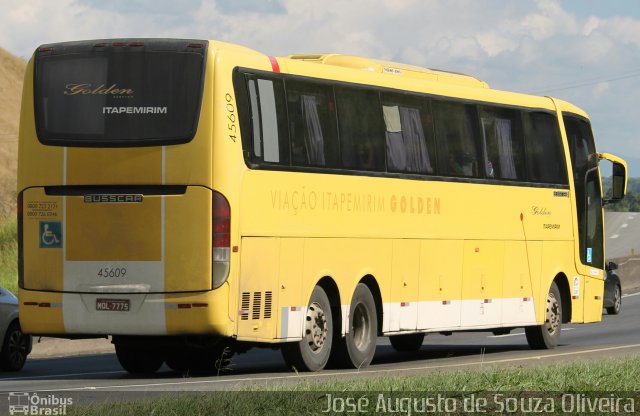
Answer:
18 39 626 374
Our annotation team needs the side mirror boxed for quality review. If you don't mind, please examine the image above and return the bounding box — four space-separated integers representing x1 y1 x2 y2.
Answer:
599 153 627 205
611 162 626 201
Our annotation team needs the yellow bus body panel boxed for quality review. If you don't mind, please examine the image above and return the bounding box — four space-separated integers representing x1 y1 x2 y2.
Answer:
17 39 616 343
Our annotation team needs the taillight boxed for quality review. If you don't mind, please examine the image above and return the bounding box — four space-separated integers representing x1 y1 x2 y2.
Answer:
212 191 230 289
17 192 24 289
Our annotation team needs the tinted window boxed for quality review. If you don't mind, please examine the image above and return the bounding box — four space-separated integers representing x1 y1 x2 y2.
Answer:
433 101 481 178
381 93 436 174
479 106 525 180
522 112 567 184
564 115 601 267
286 81 339 167
564 115 598 180
335 87 385 171
247 77 289 164
585 169 604 268
34 40 206 146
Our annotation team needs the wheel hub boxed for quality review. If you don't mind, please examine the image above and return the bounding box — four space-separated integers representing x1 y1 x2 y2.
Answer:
352 303 371 351
545 292 561 335
305 302 328 352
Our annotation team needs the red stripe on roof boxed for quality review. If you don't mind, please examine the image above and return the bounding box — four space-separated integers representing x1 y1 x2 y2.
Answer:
268 56 280 73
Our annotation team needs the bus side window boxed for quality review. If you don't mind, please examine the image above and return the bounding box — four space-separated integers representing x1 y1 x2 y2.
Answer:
381 93 436 175
247 77 289 165
285 81 339 168
433 100 481 178
335 87 385 171
479 106 525 180
522 112 568 184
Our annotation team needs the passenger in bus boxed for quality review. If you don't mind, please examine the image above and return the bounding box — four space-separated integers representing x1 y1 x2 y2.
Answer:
357 141 376 170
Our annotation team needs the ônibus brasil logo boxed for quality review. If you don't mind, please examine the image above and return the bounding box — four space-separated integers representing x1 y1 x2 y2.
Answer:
8 392 72 415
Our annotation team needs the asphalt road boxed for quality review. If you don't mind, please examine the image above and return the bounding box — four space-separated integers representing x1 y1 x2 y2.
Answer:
1 293 639 401
605 211 640 259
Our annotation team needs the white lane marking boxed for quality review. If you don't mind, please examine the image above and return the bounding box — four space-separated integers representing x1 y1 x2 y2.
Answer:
9 344 640 394
609 234 619 239
0 370 125 381
489 328 574 338
628 216 636 220
616 258 640 266
489 332 525 338
622 223 629 228
622 291 640 298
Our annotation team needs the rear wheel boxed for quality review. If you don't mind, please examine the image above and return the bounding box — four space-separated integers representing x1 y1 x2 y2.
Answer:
331 283 378 368
525 281 562 349
281 285 333 372
115 344 164 375
389 333 425 352
606 285 622 315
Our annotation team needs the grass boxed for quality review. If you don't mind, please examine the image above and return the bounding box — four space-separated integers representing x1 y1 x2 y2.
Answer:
65 356 640 415
0 217 17 293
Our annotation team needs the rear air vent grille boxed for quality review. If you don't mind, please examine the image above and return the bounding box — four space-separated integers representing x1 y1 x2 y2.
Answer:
264 291 273 319
241 292 250 320
252 292 262 320
241 291 273 320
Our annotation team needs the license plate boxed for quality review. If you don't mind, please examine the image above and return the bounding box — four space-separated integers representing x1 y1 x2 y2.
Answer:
96 298 130 312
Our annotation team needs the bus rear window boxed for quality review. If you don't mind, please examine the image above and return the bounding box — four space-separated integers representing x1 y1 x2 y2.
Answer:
34 39 207 147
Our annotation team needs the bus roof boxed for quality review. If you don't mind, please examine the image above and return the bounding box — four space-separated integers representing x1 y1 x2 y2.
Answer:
208 40 588 117
284 54 489 89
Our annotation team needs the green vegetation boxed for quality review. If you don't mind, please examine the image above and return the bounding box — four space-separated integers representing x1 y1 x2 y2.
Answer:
0 218 17 293
67 357 640 415
606 177 640 212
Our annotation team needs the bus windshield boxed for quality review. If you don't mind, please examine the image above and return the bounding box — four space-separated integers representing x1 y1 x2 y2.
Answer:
34 39 207 147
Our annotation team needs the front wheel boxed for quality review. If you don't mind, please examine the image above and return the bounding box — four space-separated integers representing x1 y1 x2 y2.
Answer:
115 344 164 375
606 285 622 315
525 281 562 350
281 285 333 372
389 333 425 352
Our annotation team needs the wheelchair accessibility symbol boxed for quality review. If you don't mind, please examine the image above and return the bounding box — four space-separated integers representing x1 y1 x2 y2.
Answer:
39 221 62 248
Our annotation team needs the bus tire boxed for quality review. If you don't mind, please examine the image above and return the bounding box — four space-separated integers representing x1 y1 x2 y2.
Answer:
525 281 562 350
115 344 164 375
166 345 231 374
606 285 621 315
389 333 425 352
281 285 333 372
333 283 378 368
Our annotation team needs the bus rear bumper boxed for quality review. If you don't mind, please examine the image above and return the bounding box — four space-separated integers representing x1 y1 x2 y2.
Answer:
18 288 233 337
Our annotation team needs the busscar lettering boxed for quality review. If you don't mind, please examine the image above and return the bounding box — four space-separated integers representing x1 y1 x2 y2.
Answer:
84 194 143 203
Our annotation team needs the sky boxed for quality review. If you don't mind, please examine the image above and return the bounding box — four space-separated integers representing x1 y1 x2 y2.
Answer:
1 0 640 175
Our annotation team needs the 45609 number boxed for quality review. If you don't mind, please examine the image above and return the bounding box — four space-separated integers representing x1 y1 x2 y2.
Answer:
97 268 127 278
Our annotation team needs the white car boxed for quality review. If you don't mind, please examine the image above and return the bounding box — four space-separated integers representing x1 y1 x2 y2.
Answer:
0 288 32 371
